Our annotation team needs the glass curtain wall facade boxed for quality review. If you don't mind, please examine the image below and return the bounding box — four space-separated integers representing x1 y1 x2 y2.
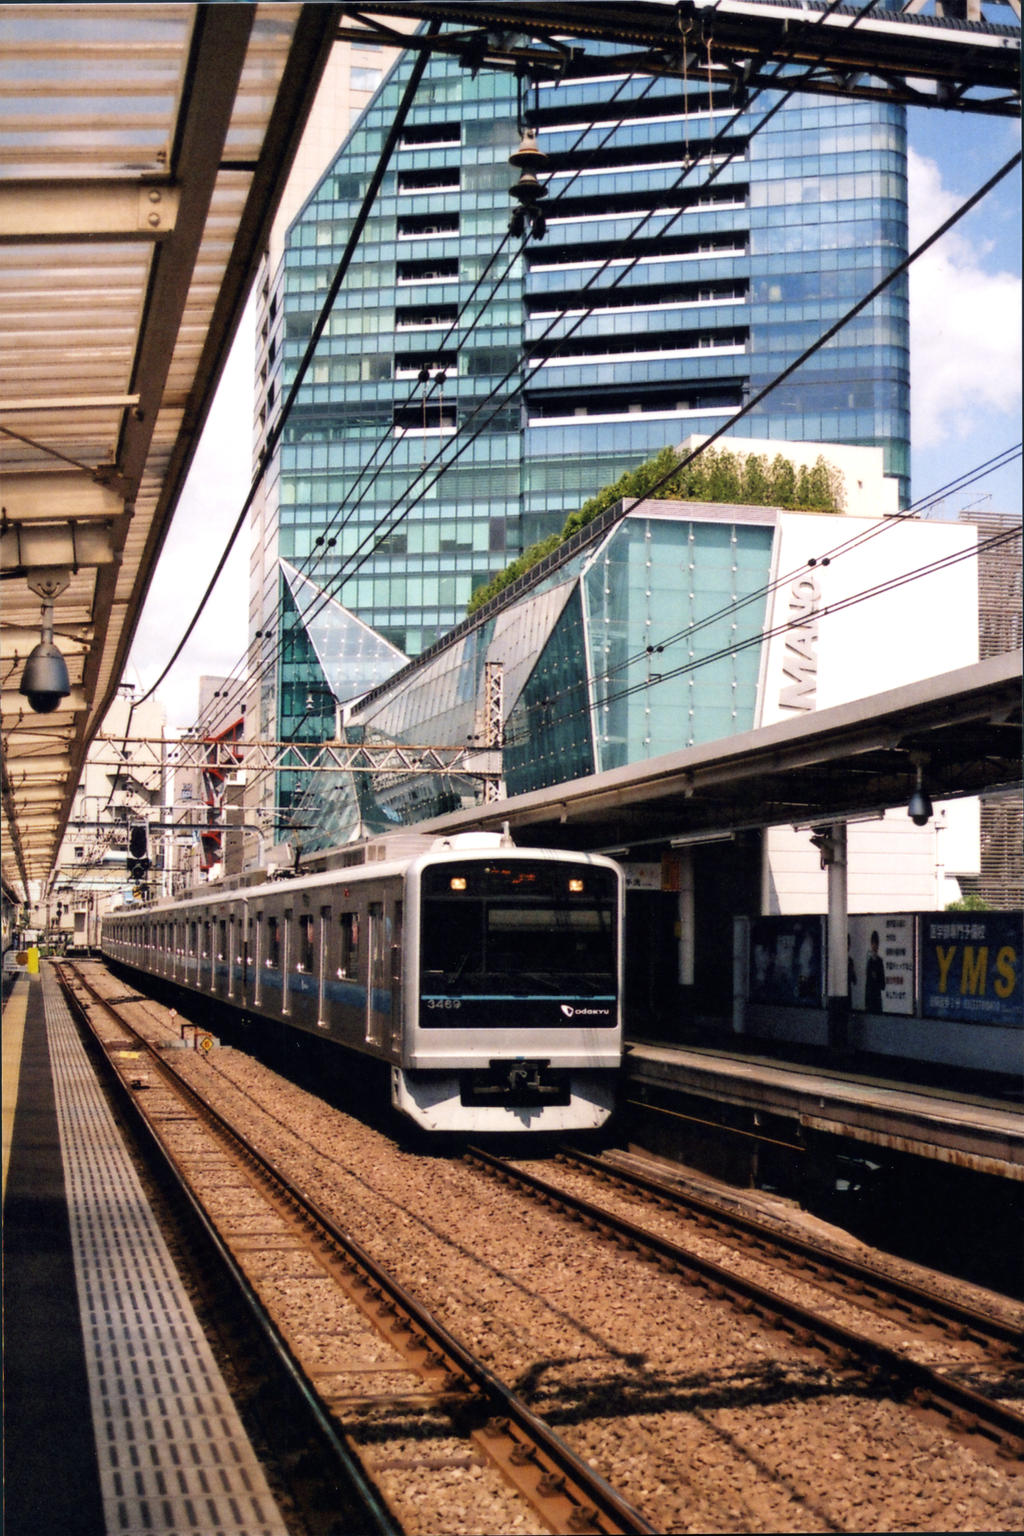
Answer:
296 498 777 850
254 27 908 820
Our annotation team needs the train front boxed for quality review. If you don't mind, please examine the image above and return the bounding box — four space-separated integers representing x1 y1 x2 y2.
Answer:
393 846 623 1132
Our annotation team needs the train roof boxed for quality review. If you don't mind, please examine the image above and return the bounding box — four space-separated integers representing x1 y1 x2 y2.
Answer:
106 835 622 919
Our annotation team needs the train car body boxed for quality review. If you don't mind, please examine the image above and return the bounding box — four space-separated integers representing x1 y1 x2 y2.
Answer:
102 833 624 1133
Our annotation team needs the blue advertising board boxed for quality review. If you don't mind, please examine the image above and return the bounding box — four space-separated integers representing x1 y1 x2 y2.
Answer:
919 912 1023 1027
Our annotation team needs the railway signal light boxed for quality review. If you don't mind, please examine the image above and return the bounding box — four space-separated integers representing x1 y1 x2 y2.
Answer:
127 822 151 882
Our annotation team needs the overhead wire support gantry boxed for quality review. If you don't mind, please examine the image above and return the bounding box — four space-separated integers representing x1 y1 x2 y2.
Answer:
76 735 505 784
335 0 1022 117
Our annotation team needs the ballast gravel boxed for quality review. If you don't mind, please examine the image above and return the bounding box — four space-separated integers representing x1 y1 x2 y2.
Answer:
89 978 1023 1535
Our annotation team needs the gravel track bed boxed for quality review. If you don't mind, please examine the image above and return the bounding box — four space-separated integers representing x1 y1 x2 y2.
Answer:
509 1156 1024 1394
151 1039 1024 1535
77 980 546 1536
607 1148 1024 1338
77 969 1023 1533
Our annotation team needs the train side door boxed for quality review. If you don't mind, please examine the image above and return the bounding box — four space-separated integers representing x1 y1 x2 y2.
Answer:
366 901 393 1051
318 905 331 1027
389 901 403 1053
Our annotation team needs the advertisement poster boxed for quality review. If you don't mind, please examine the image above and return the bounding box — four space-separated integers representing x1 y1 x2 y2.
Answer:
749 917 824 1008
848 915 914 1015
920 912 1023 1027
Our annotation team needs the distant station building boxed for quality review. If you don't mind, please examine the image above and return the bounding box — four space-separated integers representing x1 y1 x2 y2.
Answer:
247 33 910 823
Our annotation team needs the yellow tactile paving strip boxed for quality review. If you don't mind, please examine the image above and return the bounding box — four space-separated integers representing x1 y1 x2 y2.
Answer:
2 969 28 1204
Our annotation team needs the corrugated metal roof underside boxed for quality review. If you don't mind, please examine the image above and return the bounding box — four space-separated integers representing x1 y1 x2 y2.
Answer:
0 4 341 896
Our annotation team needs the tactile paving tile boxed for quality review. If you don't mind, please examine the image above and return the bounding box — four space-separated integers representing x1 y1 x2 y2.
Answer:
42 970 291 1536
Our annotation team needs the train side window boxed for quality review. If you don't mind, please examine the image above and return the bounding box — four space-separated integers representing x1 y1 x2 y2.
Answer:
267 915 280 968
218 919 227 961
338 911 359 978
189 921 198 956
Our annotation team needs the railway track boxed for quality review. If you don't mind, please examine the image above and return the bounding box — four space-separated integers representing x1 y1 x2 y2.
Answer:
57 959 656 1536
464 1144 1024 1468
56 958 1024 1532
560 1144 1024 1358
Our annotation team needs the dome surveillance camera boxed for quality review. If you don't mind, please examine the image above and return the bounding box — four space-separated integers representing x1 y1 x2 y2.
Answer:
907 787 933 827
19 638 70 713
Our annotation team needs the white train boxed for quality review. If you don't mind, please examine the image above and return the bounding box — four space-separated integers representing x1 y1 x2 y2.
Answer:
102 832 624 1133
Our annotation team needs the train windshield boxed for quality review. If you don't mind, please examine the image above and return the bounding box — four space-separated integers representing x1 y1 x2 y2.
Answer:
419 860 618 998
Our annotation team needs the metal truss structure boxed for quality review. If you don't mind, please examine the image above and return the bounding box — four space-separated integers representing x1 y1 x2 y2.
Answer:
78 734 503 782
338 0 1021 116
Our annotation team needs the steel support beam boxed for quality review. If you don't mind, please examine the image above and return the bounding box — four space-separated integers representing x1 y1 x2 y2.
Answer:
0 180 179 244
338 1 1021 115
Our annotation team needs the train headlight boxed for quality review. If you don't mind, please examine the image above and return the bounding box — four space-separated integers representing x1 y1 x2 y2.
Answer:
568 878 584 893
450 876 467 891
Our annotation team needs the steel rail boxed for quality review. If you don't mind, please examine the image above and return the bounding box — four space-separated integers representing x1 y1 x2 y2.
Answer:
560 1145 1024 1357
465 1146 1024 1464
58 960 658 1536
55 961 403 1536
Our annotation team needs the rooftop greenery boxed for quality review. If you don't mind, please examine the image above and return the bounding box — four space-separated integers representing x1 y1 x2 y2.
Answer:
467 445 845 616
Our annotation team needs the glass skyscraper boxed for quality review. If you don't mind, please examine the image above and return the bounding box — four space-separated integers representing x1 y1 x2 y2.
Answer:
251 35 908 820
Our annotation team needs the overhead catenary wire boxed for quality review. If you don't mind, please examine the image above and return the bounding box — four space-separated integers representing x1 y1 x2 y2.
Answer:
288 523 1019 833
579 441 1024 698
278 142 1020 743
145 0 1019 764
170 70 668 739
131 18 443 712
194 72 679 737
180 0 872 740
199 0 887 737
538 523 1022 739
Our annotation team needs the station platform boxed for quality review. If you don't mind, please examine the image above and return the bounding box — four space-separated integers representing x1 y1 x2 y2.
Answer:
623 1030 1024 1182
2 961 290 1536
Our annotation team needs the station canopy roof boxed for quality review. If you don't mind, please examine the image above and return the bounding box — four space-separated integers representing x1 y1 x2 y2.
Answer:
1 4 342 898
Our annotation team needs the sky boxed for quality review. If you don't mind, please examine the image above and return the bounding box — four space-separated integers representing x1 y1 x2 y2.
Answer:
125 91 1022 736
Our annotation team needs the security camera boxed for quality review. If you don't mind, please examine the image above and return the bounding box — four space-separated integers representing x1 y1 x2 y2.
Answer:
908 787 933 827
907 760 932 827
19 589 70 713
20 637 71 713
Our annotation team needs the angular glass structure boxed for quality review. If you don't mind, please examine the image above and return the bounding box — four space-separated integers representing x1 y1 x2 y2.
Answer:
295 499 777 848
253 28 908 824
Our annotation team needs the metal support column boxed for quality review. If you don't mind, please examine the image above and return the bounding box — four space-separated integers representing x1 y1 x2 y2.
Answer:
676 848 696 1018
824 822 850 1054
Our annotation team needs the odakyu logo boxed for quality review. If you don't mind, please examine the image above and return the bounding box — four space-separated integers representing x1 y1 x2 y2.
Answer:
560 1004 611 1019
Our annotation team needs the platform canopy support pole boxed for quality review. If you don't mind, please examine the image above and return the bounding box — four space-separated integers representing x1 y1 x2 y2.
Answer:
823 821 850 1054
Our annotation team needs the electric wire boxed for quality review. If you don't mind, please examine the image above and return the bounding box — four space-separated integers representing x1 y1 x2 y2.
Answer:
488 519 1024 752
131 19 443 711
292 522 1020 831
191 71 668 732
140 2 1012 768
198 0 881 738
272 138 1019 744
537 524 1022 740
179 0 868 740
578 441 1024 698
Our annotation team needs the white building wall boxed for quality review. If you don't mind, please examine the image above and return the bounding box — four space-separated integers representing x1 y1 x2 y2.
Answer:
757 509 980 915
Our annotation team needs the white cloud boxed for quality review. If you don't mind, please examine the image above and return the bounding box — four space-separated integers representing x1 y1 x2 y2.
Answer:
908 147 1021 450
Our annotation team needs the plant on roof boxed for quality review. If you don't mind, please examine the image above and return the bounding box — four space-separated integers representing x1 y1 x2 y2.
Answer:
467 446 844 615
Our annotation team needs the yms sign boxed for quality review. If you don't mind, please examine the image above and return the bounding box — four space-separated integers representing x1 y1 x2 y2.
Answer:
920 913 1023 1027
